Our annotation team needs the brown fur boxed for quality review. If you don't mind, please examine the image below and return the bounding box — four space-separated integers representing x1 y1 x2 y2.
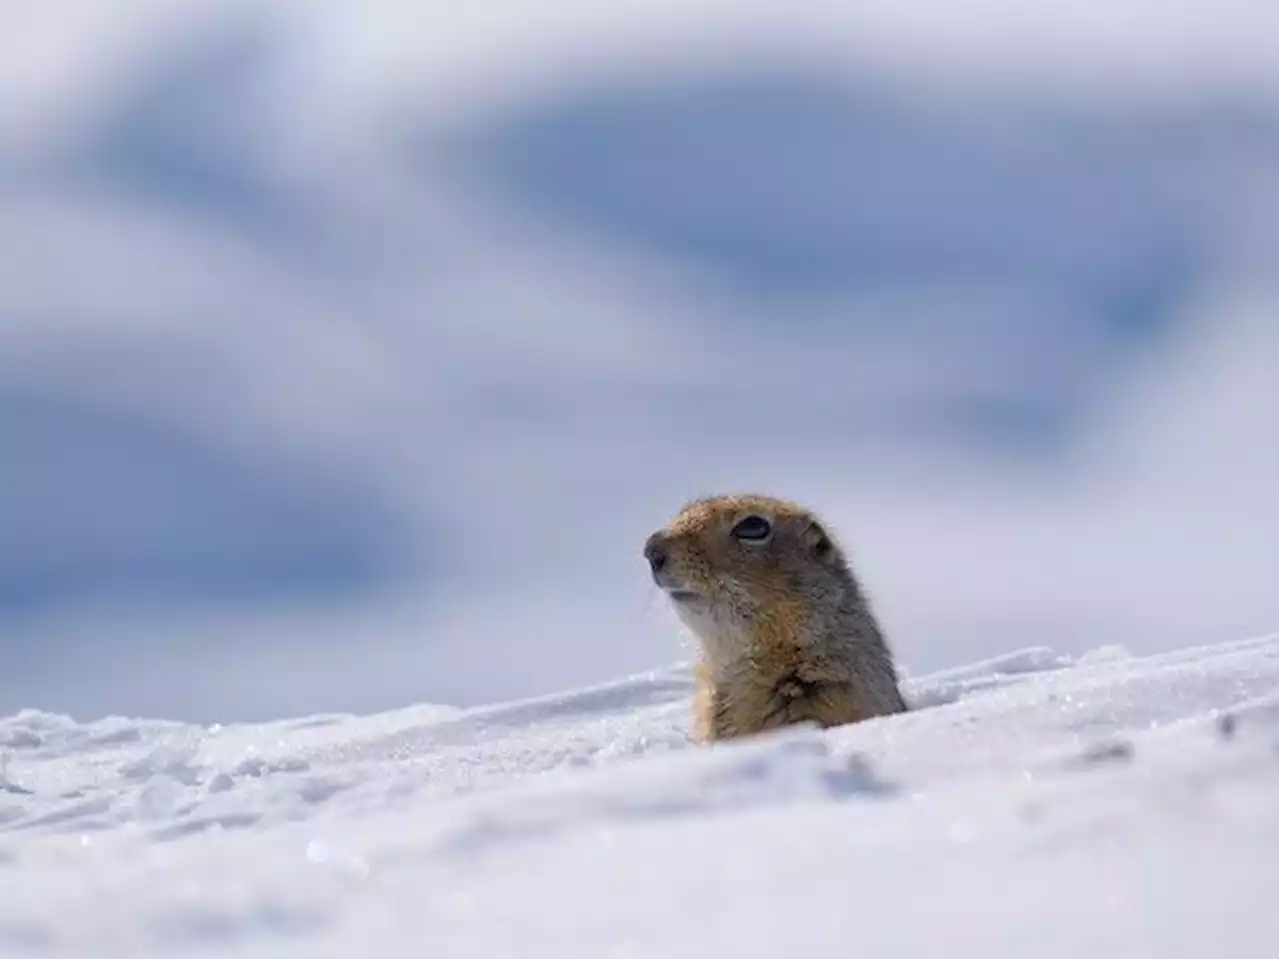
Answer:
645 494 907 743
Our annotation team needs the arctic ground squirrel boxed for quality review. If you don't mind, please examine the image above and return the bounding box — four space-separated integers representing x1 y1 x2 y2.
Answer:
644 494 908 743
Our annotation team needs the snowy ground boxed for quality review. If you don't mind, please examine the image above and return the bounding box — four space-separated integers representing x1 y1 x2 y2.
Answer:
1 633 1276 957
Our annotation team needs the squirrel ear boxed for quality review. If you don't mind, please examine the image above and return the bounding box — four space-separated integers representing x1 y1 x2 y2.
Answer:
804 521 834 560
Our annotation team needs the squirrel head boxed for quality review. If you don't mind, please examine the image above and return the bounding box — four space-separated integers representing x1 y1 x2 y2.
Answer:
644 494 852 653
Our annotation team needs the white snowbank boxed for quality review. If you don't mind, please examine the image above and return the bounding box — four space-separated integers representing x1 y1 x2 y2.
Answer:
0 633 1275 956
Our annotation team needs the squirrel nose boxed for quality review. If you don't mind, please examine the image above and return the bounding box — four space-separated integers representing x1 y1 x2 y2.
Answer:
644 535 668 575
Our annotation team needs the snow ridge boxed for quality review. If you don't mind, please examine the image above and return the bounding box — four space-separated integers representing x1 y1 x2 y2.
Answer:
0 634 1276 957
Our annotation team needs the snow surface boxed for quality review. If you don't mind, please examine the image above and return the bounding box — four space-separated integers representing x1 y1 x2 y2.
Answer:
1 633 1276 957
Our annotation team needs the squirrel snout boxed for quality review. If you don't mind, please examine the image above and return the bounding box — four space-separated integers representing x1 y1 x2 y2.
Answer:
643 533 669 576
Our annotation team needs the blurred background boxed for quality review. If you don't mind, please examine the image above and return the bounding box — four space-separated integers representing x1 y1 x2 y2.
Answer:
0 0 1275 722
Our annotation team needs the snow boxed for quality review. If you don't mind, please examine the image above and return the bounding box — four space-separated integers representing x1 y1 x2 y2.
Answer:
1 634 1275 957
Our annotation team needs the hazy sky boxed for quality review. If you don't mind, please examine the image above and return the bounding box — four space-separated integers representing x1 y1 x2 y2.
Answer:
0 1 1274 721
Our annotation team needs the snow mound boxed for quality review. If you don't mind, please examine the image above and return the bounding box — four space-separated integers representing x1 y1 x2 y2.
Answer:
0 634 1275 957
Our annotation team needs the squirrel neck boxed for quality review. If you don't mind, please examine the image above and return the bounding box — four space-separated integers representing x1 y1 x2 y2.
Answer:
750 570 861 650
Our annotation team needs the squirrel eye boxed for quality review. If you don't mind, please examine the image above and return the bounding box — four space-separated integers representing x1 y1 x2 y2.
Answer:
731 515 772 542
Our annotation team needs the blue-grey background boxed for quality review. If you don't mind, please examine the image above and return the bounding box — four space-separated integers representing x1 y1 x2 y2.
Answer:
1 1 1275 721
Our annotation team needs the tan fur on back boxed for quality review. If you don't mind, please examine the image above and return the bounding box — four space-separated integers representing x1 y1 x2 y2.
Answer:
645 494 907 743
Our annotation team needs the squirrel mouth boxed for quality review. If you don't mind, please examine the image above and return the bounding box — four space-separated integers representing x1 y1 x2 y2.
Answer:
666 589 703 604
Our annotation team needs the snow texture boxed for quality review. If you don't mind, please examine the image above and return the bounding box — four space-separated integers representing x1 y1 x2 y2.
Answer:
0 633 1275 956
